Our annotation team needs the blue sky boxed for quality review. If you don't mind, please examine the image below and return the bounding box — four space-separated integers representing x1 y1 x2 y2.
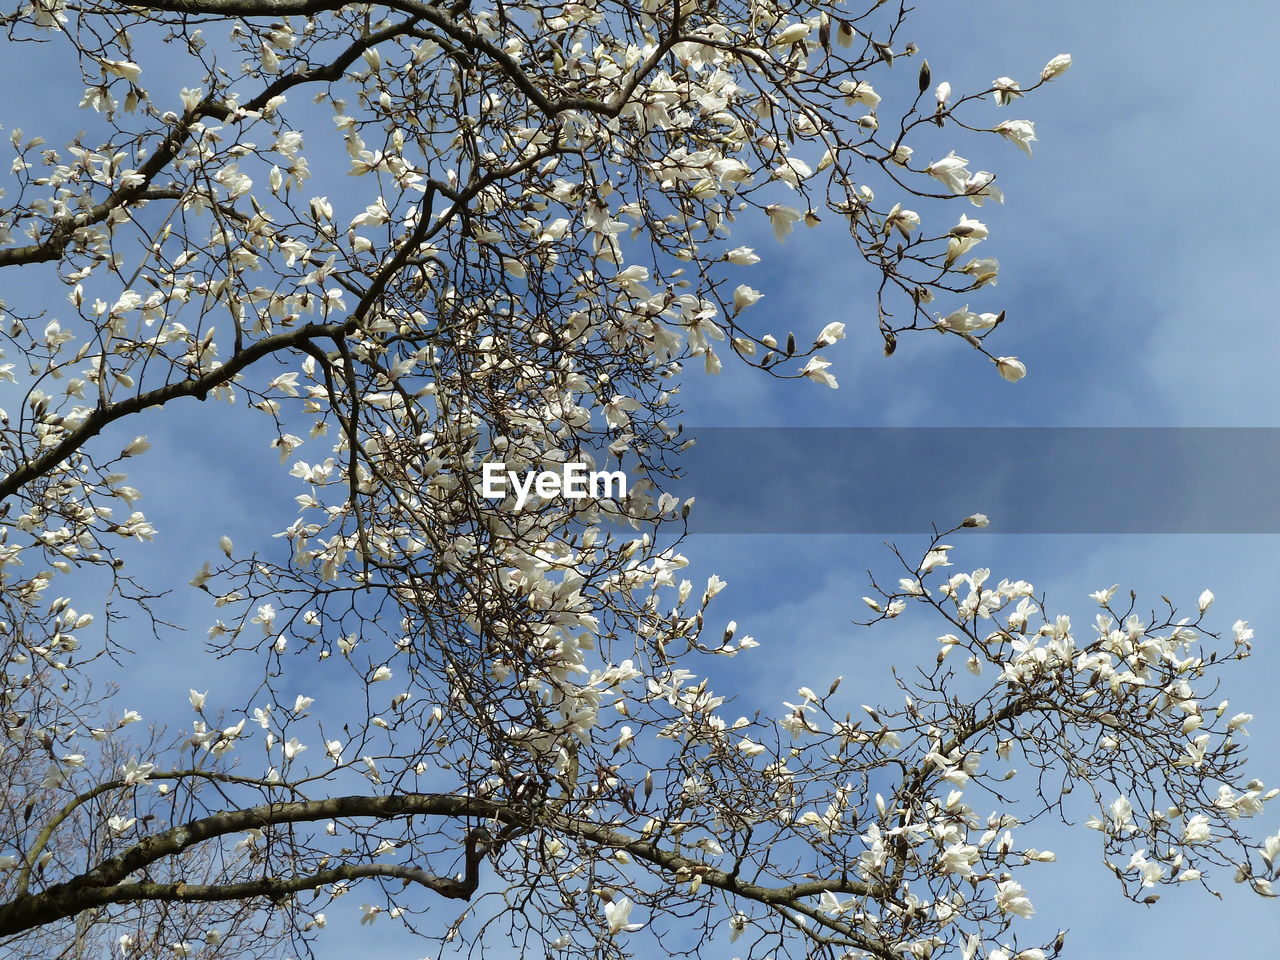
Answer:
3 1 1279 957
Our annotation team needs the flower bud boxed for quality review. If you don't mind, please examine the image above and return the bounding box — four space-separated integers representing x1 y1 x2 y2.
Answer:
995 357 1027 382
1041 53 1072 81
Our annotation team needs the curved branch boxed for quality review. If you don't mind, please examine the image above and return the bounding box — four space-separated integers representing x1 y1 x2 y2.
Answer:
71 861 474 909
0 319 345 502
0 17 419 270
126 0 668 118
0 790 877 939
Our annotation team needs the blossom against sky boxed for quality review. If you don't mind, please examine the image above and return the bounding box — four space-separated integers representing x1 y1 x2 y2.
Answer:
1 1 1276 956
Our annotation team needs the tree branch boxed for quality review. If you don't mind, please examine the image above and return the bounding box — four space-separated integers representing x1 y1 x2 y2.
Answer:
0 790 876 938
0 320 345 502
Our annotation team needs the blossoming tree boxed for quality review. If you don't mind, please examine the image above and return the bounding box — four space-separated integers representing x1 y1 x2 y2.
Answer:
0 1 1274 959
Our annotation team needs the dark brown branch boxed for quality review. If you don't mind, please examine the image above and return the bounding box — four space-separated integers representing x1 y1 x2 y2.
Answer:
0 319 346 502
71 861 474 909
0 790 875 938
0 18 418 270
125 0 659 118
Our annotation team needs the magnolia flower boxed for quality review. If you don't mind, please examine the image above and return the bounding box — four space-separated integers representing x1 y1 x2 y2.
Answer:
962 256 993 285
884 203 920 238
815 322 846 346
108 815 137 834
267 372 301 396
28 0 68 30
926 152 971 194
819 889 855 916
771 22 810 47
1234 620 1254 647
189 690 207 711
764 204 803 242
1183 814 1212 843
995 357 1027 382
604 394 643 430
939 842 980 875
963 170 1005 206
189 562 213 588
732 285 763 312
292 694 315 714
1087 584 1118 606
121 436 150 457
994 119 1037 156
726 914 749 942
253 603 277 634
712 158 751 184
950 214 989 240
1262 833 1280 867
935 81 952 108
839 80 880 108
101 59 142 82
724 246 760 265
309 196 333 221
604 897 644 935
800 356 838 389
1109 795 1136 832
1126 850 1166 887
1041 53 1073 81
1198 589 1214 612
937 307 997 334
350 198 390 228
120 757 154 785
921 547 953 572
992 76 1024 106
1228 712 1253 732
1216 784 1265 818
962 513 990 528
995 879 1036 917
370 665 393 682
772 157 812 188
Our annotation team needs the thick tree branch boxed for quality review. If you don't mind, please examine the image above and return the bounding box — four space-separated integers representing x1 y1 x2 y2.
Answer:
66 861 474 909
0 790 876 938
126 0 669 118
